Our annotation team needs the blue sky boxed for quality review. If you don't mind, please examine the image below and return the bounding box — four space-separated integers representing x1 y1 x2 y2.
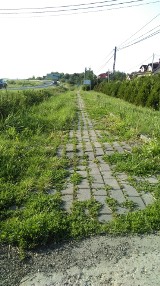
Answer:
0 0 160 78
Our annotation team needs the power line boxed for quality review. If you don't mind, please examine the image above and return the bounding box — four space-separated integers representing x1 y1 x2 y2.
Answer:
127 55 153 72
119 29 160 50
0 0 152 11
95 52 114 73
0 0 159 16
119 24 160 50
118 12 160 49
0 0 140 11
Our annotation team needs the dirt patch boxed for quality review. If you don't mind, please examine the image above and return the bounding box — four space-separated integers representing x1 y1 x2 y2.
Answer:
1 233 160 286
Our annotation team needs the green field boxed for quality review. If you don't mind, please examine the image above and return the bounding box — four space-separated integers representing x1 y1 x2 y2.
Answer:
0 88 160 253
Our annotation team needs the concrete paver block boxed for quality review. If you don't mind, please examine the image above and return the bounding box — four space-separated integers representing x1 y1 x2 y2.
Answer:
110 189 126 203
78 180 90 189
95 148 104 156
98 214 113 222
102 172 114 180
77 189 91 201
128 196 146 210
145 177 159 184
123 184 140 197
100 164 111 172
62 195 73 212
141 192 155 206
92 188 107 196
103 178 120 190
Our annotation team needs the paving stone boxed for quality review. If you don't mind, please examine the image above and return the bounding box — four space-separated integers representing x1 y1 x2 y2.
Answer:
116 173 128 182
100 164 111 172
88 163 99 170
103 143 114 151
97 156 105 164
66 152 74 159
77 189 91 201
77 165 87 171
90 130 97 137
90 167 101 175
85 146 93 152
145 177 159 184
57 148 63 157
128 196 146 210
61 187 73 195
92 188 107 196
66 144 74 152
141 192 155 206
92 174 104 183
62 195 73 212
83 137 90 142
112 142 124 153
77 170 88 178
77 150 83 156
83 131 89 136
95 148 104 156
78 180 90 189
77 143 83 149
110 189 126 203
92 182 105 189
98 214 113 222
101 172 114 180
103 178 120 190
121 142 132 151
87 152 95 161
94 196 111 213
123 184 140 197
94 142 102 148
105 150 115 156
116 207 128 215
69 130 74 138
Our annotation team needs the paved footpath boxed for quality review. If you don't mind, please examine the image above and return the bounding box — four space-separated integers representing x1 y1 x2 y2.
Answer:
60 92 155 222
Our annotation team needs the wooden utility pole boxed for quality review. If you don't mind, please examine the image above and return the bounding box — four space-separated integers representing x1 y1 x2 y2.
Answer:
113 46 117 74
151 53 155 72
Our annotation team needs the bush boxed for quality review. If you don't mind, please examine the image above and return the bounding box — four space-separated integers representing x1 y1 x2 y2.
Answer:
95 74 160 110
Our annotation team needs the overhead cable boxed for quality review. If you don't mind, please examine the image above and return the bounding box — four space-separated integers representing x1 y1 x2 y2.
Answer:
118 12 160 49
119 24 160 50
0 0 159 16
118 29 160 50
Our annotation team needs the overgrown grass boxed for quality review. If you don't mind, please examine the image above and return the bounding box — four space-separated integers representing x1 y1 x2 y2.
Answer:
0 89 80 249
7 79 45 87
81 91 160 141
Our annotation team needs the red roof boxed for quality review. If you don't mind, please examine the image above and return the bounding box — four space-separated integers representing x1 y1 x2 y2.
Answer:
98 73 108 79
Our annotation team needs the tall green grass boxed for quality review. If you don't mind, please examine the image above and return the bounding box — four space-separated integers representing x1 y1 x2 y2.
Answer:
81 91 160 141
0 90 79 248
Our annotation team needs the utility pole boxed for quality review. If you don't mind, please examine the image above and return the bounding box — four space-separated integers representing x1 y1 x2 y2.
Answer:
113 46 117 74
151 53 155 72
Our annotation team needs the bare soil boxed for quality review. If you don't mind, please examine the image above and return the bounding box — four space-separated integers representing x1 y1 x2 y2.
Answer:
1 233 160 286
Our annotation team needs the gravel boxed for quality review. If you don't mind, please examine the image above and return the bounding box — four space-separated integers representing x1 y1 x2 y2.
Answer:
1 233 160 286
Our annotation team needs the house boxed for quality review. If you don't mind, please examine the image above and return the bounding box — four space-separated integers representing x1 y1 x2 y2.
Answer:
147 62 159 72
46 73 60 81
153 64 160 74
139 65 148 73
98 72 108 79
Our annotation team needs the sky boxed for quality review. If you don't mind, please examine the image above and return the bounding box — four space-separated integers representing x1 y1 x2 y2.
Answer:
0 0 160 79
